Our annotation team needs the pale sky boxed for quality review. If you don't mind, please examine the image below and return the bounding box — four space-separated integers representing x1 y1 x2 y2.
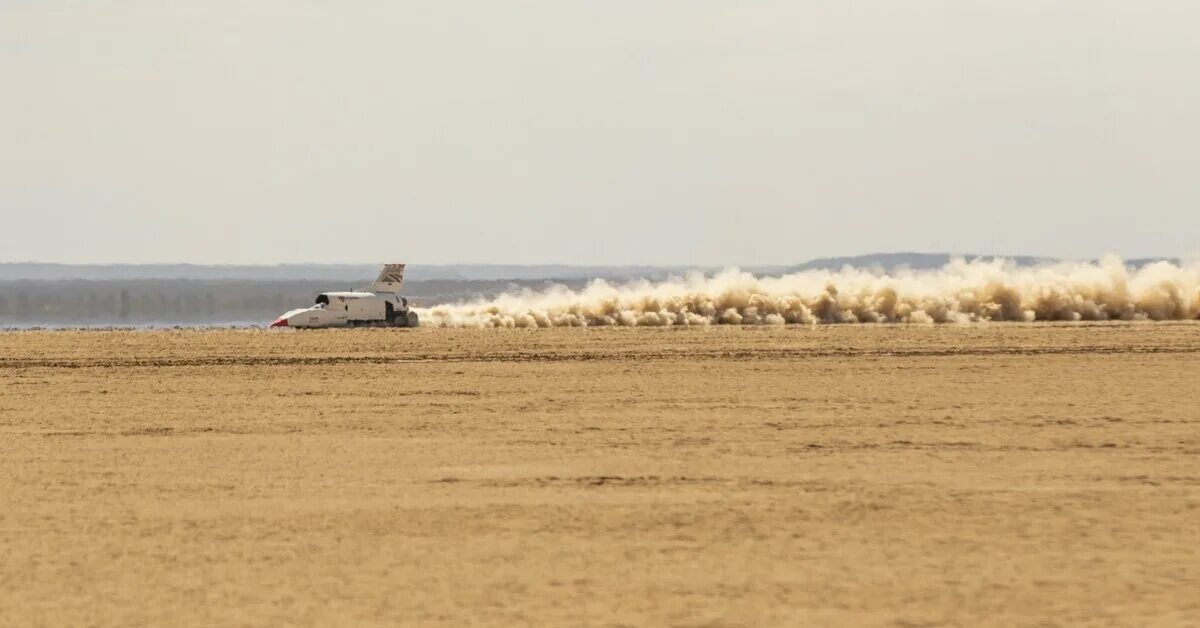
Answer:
2 1 1197 265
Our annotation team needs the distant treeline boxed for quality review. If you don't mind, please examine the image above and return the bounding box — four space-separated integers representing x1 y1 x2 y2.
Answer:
0 278 585 326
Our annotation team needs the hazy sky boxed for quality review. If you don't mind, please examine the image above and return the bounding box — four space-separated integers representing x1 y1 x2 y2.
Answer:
3 1 1197 265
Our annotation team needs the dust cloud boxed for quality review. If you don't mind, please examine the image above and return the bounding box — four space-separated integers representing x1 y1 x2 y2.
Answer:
417 257 1200 327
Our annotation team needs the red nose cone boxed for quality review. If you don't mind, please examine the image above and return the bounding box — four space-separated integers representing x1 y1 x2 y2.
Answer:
270 317 288 328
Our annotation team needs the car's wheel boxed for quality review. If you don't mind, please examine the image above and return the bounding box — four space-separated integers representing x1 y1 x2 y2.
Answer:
405 310 420 328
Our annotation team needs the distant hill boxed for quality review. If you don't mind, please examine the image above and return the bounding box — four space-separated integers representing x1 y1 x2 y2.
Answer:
0 254 1182 283
0 263 701 282
791 252 1056 272
0 263 376 282
790 253 1180 271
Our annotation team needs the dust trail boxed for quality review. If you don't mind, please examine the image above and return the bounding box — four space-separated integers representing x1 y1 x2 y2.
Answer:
417 257 1200 327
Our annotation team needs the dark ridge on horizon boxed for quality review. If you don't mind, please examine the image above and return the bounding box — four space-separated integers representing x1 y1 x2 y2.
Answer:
0 253 1183 282
790 252 1054 272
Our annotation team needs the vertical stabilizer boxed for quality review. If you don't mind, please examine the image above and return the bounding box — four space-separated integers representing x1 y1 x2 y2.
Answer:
371 264 406 293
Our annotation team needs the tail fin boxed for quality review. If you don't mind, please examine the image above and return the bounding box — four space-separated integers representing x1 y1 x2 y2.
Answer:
371 264 406 293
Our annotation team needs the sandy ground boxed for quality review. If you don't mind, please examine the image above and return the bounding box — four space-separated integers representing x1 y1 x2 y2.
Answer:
2 324 1199 626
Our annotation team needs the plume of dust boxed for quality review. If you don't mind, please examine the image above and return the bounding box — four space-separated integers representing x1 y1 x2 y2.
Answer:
416 256 1200 328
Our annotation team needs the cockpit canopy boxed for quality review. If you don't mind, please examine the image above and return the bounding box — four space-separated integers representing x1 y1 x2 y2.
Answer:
313 292 377 309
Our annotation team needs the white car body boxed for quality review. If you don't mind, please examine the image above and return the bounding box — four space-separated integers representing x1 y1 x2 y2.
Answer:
270 264 418 328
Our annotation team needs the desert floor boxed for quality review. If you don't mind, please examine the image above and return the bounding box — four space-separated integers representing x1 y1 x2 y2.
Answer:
2 324 1198 626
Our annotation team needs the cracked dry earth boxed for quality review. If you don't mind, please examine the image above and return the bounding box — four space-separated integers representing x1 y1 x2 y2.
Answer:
2 324 1199 626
